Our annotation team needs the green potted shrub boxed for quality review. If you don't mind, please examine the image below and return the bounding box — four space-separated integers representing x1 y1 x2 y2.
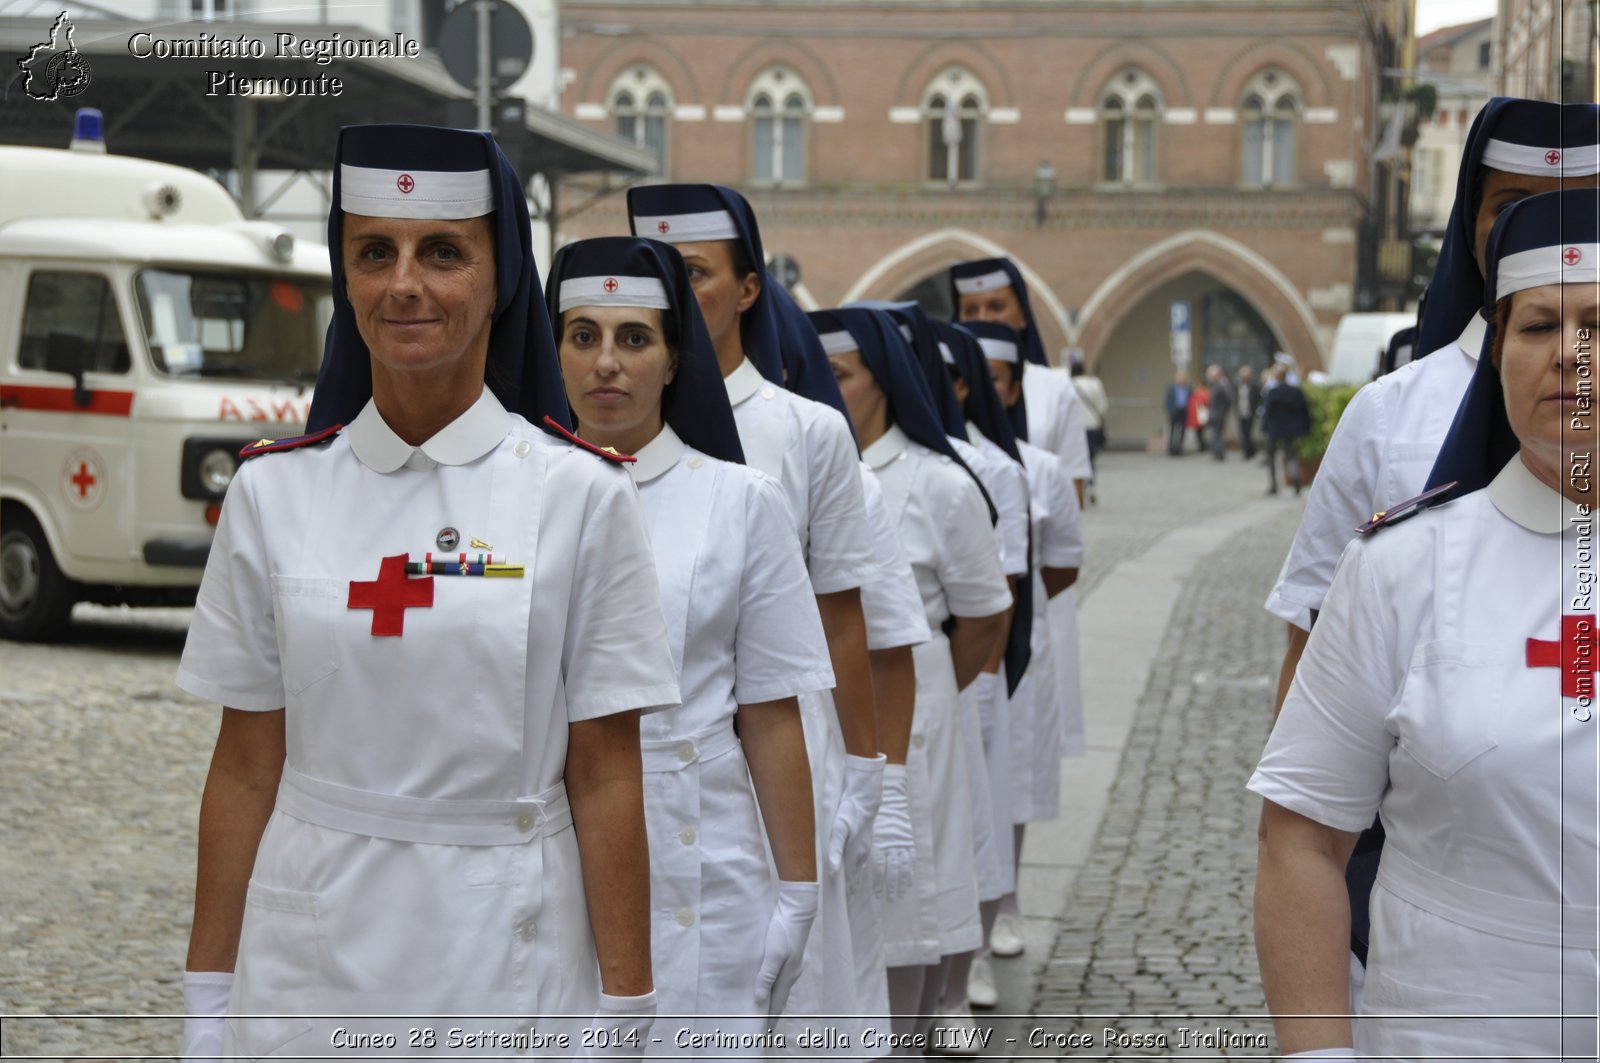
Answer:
1297 382 1362 483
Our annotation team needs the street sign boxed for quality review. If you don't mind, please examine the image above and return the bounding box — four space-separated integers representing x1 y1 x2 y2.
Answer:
1169 300 1191 368
437 0 534 96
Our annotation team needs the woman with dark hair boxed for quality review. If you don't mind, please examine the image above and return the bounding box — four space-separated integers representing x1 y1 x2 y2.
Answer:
178 125 676 1059
550 236 828 1044
1253 188 1600 1060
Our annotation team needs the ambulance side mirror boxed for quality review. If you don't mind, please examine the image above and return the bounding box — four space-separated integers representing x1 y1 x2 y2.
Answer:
44 330 92 407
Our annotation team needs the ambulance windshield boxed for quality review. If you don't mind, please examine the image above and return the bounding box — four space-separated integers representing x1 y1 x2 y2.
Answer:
135 269 332 384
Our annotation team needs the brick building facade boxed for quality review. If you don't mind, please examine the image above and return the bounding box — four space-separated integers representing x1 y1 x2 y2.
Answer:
555 1 1395 442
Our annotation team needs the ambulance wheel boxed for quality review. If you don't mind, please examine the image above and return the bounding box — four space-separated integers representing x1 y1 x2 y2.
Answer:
0 509 76 642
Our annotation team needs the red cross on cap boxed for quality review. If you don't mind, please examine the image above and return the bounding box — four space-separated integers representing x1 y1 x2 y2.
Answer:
657 220 671 234
1546 149 1563 166
603 277 620 293
1566 247 1584 266
974 278 986 289
396 173 415 194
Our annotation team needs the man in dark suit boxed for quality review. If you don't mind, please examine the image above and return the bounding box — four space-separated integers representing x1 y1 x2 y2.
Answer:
1163 370 1191 456
1261 365 1312 494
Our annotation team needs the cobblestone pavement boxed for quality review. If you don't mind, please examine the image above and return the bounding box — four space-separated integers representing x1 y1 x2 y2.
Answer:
973 449 1304 1060
0 448 1303 1060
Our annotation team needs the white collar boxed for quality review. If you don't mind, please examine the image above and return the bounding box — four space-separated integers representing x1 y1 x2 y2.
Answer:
861 424 909 470
627 424 686 485
966 423 981 446
1456 313 1488 363
1487 455 1587 534
724 357 766 407
347 388 511 474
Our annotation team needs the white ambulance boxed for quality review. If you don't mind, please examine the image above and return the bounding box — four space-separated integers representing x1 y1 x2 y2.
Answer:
0 112 332 641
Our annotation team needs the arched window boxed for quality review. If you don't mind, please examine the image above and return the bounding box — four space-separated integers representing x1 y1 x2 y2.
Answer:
610 66 672 172
1100 69 1161 184
922 68 987 185
748 67 810 186
1239 69 1300 187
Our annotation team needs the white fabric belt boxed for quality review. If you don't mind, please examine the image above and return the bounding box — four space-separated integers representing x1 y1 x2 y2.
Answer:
640 719 740 774
1377 843 1598 949
277 765 571 846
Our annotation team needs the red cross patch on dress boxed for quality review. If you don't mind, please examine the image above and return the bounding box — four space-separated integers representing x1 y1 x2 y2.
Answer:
348 553 433 636
1527 615 1597 698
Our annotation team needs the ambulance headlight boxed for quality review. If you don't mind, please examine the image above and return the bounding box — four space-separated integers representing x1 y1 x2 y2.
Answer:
198 449 237 494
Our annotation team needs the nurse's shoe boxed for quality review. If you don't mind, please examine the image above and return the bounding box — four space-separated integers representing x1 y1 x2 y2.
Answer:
989 912 1025 957
967 956 998 1008
929 1005 982 1056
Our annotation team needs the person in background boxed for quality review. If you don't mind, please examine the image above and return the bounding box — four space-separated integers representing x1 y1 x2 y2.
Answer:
1186 376 1212 455
1206 364 1234 462
1260 365 1310 495
1069 358 1108 503
1235 364 1260 460
1164 370 1191 456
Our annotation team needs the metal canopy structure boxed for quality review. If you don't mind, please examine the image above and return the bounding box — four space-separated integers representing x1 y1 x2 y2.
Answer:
0 15 654 200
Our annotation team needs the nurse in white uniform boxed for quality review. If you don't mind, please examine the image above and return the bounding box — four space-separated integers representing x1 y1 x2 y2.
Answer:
628 184 885 1031
1260 97 1600 990
812 306 1011 1046
966 322 1084 959
934 321 1034 1014
178 125 676 1060
549 236 829 1050
771 286 933 1034
951 260 1090 962
1252 188 1600 1061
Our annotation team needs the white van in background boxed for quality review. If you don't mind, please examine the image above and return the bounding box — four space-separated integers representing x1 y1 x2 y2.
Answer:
1322 312 1415 386
0 110 331 641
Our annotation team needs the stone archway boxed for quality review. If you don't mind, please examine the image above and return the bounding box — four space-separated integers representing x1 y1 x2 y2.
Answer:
842 228 1074 360
1077 229 1324 371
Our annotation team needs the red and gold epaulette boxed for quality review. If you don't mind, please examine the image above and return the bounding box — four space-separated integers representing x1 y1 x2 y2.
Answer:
238 424 343 460
1355 480 1457 536
542 416 635 464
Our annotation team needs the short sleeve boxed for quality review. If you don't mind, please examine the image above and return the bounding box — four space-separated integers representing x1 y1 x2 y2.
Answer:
933 469 1013 620
1248 540 1400 831
562 470 681 722
1036 456 1084 569
856 466 932 651
733 473 837 704
176 462 286 711
799 403 877 595
1264 380 1388 629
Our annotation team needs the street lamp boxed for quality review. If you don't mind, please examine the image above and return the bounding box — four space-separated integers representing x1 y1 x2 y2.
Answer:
1034 160 1056 227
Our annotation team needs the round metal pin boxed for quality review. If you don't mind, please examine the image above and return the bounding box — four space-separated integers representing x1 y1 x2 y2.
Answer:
436 526 460 551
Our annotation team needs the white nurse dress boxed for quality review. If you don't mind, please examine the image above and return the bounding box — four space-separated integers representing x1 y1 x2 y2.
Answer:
176 391 680 1058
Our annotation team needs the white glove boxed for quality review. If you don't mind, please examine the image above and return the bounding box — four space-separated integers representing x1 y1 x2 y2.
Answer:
873 765 915 904
829 754 886 873
181 971 231 1063
1282 1049 1356 1059
578 990 657 1061
753 880 820 1017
